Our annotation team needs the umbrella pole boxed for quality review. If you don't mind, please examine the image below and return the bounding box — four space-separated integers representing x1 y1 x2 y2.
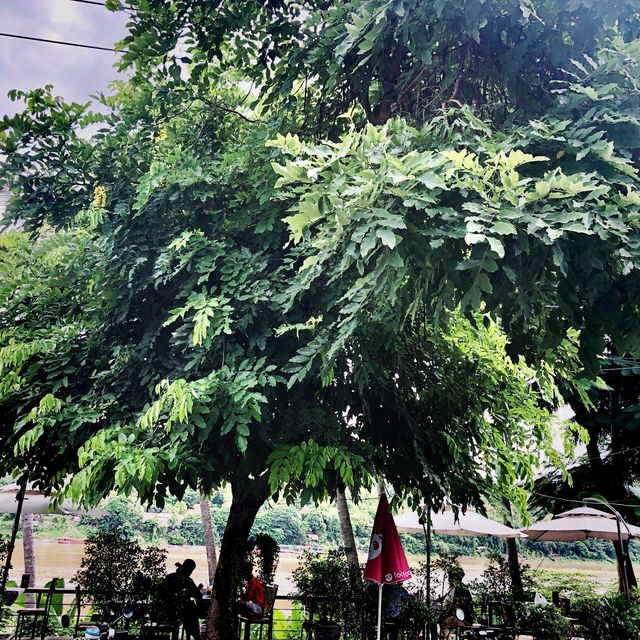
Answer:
376 583 383 640
422 504 432 640
584 497 633 598
615 515 630 598
425 503 431 608
0 477 27 594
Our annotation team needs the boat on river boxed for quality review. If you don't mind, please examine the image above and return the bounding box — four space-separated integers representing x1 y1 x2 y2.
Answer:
57 538 84 545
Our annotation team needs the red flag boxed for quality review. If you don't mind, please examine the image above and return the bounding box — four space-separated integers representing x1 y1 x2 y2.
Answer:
364 494 412 584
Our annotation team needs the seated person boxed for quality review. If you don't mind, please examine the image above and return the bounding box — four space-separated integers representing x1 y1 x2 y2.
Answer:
238 574 266 616
382 584 412 640
440 565 474 639
382 584 412 620
156 559 203 640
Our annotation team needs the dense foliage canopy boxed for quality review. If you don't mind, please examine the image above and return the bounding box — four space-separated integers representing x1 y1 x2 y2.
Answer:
2 0 640 520
3 0 640 633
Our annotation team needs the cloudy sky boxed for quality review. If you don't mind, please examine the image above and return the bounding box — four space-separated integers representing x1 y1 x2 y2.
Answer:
0 0 129 116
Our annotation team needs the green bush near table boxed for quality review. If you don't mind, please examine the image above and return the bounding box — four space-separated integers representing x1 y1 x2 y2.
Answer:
571 591 640 640
292 549 364 638
518 604 571 640
74 531 167 622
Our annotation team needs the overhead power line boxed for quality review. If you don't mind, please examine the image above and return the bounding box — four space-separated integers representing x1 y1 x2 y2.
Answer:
533 491 640 511
0 32 123 53
68 0 107 6
67 0 135 11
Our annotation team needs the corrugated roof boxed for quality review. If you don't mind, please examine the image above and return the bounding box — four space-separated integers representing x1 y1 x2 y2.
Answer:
0 190 23 231
0 190 10 216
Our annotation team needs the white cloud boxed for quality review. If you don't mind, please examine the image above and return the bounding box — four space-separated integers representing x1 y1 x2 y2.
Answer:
0 0 128 116
47 3 90 29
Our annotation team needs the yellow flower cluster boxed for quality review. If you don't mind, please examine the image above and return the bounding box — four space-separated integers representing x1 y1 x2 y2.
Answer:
154 128 168 142
92 184 107 209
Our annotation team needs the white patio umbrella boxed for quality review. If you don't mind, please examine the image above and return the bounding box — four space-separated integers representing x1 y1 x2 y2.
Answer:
522 506 640 541
395 509 527 538
395 508 525 617
0 483 104 516
522 503 640 596
0 482 104 593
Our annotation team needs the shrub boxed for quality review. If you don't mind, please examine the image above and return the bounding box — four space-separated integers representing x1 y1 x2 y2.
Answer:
470 551 534 612
292 549 364 638
167 530 186 545
301 511 327 537
99 496 144 538
518 604 571 640
571 591 640 640
180 514 205 545
531 568 599 602
138 517 165 543
252 506 306 545
74 531 167 621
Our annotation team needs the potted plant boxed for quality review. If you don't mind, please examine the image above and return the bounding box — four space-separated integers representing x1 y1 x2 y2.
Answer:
247 534 280 586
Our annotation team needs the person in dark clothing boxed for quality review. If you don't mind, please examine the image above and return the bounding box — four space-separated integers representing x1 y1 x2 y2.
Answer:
440 565 474 639
157 559 203 640
382 584 412 620
381 584 413 640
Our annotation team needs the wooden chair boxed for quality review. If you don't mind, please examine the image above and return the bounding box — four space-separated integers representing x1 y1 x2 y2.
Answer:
72 585 107 638
14 578 58 640
237 585 278 640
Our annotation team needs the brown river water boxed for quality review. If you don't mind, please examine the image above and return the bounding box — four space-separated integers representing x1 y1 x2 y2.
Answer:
7 540 620 595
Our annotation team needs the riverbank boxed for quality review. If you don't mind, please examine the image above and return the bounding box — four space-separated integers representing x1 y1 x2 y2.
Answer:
6 540 620 595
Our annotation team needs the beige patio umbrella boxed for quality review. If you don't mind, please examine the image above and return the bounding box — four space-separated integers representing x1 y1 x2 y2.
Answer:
522 503 640 596
0 482 104 593
522 506 640 542
0 483 103 516
395 509 527 538
395 508 525 611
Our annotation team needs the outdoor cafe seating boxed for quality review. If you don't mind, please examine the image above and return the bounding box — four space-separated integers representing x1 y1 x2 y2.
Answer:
14 579 58 640
236 585 278 640
1 578 65 640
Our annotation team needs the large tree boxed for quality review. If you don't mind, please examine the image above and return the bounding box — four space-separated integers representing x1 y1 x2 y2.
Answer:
2 1 640 637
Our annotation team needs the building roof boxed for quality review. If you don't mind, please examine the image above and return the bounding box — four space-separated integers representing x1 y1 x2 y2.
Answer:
0 190 10 217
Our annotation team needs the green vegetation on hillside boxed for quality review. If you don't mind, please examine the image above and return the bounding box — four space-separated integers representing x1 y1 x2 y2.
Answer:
2 489 634 564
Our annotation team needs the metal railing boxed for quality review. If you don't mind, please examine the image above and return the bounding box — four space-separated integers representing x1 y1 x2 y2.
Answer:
0 590 371 640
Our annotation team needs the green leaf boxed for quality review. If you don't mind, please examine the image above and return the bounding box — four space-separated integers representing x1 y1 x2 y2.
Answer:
465 232 486 245
490 221 517 236
487 237 505 258
360 233 377 256
417 172 446 189
376 228 397 249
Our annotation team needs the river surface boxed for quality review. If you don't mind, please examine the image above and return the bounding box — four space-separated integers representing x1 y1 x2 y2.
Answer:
7 540 620 595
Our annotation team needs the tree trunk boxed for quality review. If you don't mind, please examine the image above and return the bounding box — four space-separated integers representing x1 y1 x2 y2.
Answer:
21 513 36 606
505 537 524 602
367 46 404 125
613 538 638 593
336 486 359 568
501 500 523 602
199 492 218 584
206 480 269 640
